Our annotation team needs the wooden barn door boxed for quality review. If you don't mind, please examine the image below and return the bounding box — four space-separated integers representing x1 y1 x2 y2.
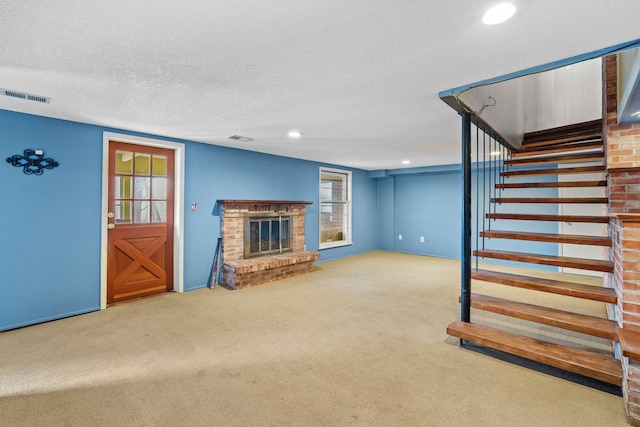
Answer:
107 141 174 303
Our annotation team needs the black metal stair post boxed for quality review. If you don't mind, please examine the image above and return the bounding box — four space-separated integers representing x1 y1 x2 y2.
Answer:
461 112 472 327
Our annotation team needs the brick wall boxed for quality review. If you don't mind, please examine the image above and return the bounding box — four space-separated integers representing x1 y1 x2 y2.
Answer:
606 54 640 216
605 53 640 426
605 54 640 172
609 218 640 330
610 217 640 425
609 171 640 214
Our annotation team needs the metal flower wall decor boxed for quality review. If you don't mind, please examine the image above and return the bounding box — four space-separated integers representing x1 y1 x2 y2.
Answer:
6 149 59 175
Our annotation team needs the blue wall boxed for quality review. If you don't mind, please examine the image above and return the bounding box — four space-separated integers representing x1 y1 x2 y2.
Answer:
0 112 103 329
377 177 395 251
394 171 462 258
374 164 560 267
0 109 378 330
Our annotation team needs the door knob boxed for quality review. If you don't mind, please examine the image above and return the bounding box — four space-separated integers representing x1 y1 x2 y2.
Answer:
107 223 116 230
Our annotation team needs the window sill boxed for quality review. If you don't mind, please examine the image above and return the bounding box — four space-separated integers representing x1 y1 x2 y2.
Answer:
318 241 353 250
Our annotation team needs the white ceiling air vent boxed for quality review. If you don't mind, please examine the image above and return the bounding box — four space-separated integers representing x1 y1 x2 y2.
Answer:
1 88 51 104
228 135 253 142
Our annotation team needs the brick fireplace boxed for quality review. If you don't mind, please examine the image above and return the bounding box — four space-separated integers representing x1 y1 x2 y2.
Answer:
217 200 320 289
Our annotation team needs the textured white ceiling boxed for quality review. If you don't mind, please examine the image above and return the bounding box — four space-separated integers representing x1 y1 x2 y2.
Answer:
1 1 639 170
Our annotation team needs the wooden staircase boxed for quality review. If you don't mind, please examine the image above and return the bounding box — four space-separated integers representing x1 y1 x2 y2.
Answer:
446 119 624 386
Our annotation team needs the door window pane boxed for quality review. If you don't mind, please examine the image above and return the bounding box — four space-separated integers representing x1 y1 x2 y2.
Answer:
115 151 133 174
135 153 151 176
115 176 132 199
134 201 150 223
152 177 167 200
115 200 132 223
152 155 167 177
134 177 151 199
152 201 166 222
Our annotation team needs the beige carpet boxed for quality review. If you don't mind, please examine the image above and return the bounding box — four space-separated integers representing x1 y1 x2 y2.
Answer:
0 251 628 426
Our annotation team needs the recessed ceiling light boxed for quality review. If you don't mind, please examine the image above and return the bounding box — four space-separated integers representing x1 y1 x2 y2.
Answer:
482 3 516 25
490 151 501 156
402 160 411 165
288 131 302 138
632 111 640 117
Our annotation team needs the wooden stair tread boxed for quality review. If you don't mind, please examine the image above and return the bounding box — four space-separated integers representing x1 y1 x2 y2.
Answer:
522 121 603 149
497 180 607 189
522 119 601 142
473 249 613 272
501 165 605 177
522 133 602 149
511 141 603 158
491 197 607 204
472 269 617 303
480 230 611 246
618 328 640 360
487 212 609 223
446 321 621 385
469 293 618 340
505 152 603 167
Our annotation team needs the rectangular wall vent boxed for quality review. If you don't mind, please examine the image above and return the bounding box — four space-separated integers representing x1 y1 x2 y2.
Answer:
228 135 254 142
1 88 50 104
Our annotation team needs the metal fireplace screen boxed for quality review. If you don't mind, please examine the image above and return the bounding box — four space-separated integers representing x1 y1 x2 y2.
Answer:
244 215 292 258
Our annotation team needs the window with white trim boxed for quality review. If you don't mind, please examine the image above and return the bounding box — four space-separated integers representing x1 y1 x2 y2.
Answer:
319 167 352 249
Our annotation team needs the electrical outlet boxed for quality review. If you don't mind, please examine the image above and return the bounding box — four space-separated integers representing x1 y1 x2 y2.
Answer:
420 236 425 243
398 234 402 240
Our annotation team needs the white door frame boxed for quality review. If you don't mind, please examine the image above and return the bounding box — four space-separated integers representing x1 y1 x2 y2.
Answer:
100 132 186 309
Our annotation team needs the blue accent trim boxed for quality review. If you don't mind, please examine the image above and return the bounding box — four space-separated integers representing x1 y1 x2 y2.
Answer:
396 251 459 261
315 248 375 264
185 284 210 291
370 161 557 177
0 307 100 332
439 38 640 99
370 163 461 177
367 169 389 178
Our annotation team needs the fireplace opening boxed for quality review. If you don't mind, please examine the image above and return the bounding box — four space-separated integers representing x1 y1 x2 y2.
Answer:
244 214 292 258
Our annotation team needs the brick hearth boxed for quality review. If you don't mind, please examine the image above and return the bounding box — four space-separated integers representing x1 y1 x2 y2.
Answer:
217 200 319 289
